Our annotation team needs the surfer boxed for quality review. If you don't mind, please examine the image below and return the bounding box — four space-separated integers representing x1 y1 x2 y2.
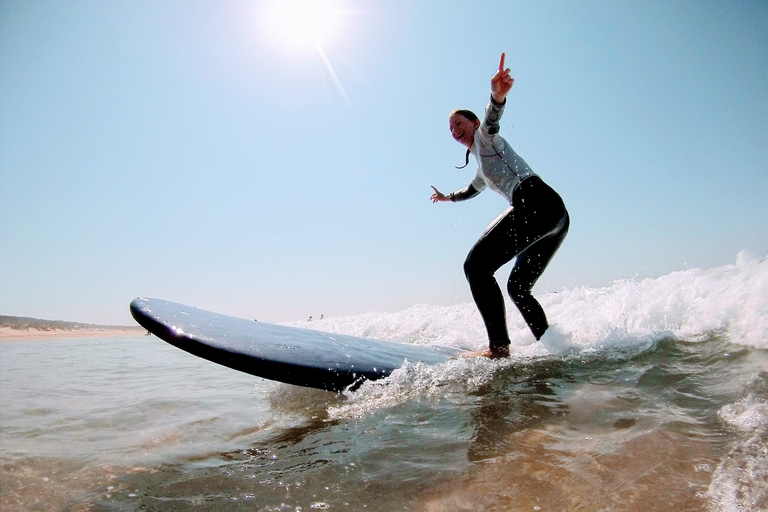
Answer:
430 53 570 358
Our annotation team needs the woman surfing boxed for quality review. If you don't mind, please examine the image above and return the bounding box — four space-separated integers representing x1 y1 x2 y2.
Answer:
431 53 570 358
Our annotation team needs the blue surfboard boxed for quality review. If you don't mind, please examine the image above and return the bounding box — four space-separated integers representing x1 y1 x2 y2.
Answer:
129 297 463 391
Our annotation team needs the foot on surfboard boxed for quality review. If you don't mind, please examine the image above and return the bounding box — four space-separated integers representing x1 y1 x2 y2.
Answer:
460 346 511 359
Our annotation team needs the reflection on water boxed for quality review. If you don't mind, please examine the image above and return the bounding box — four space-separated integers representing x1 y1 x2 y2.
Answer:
1 333 766 511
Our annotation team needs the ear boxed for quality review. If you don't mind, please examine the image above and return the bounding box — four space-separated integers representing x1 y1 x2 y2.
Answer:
473 119 481 130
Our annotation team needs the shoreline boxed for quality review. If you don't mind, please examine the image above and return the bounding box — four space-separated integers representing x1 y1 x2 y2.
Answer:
0 327 147 341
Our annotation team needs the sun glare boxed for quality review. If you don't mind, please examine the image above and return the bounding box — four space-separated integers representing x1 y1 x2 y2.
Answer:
259 0 351 106
262 0 344 49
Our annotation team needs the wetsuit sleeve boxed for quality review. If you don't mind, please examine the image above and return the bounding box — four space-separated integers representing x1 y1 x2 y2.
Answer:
448 170 486 202
448 183 481 202
478 95 506 144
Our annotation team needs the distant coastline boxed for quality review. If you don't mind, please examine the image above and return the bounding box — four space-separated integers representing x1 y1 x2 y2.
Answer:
0 315 145 340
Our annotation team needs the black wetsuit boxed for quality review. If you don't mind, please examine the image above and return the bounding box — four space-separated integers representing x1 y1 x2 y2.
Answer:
446 97 569 347
463 177 569 347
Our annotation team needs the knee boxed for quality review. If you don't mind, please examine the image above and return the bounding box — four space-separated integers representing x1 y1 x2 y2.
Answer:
463 255 477 281
507 279 530 304
463 251 489 284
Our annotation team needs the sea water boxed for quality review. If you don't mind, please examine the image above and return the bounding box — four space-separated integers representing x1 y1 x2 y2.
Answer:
1 252 766 511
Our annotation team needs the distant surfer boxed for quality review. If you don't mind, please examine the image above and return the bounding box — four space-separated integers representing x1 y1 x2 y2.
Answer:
431 53 570 358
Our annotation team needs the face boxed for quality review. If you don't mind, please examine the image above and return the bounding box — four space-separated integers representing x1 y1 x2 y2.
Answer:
449 113 480 149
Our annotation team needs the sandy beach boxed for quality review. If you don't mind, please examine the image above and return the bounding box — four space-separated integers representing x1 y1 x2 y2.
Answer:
0 327 146 340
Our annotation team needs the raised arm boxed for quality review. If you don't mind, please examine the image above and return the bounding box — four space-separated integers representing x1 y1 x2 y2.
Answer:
480 53 514 138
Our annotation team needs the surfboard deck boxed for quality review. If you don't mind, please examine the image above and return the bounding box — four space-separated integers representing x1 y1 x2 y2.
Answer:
130 297 463 392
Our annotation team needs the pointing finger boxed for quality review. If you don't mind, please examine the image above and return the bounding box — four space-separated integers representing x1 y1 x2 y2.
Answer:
499 52 505 72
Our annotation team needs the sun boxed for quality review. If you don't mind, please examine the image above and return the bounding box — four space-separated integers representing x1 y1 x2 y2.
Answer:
259 0 351 105
261 0 344 50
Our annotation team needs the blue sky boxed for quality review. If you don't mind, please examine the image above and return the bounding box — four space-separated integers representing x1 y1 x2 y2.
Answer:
1 0 766 325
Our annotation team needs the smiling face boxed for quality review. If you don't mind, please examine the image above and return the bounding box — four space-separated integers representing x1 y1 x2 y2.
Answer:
449 112 480 149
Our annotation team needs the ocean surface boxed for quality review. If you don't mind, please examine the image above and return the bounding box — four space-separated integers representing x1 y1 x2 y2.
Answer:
1 253 767 511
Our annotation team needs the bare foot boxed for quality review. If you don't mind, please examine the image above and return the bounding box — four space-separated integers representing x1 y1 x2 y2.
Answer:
460 346 510 359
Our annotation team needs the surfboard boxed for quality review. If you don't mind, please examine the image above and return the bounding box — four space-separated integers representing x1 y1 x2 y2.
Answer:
129 297 463 392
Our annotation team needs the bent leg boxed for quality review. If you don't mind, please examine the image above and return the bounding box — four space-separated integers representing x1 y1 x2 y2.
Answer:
464 208 528 348
507 215 569 340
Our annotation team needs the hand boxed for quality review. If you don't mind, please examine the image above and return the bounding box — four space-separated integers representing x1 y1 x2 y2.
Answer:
430 186 449 203
491 52 514 103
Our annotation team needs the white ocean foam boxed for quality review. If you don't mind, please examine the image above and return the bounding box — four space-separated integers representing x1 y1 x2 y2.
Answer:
708 372 768 512
288 252 768 353
327 356 522 420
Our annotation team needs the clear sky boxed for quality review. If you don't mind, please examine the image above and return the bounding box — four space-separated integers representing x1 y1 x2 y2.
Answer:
1 0 766 325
